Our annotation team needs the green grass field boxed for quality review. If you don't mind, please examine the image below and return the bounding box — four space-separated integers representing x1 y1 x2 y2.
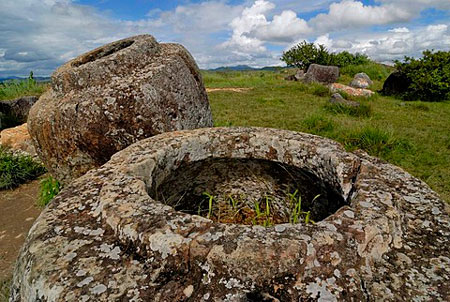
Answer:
202 68 450 203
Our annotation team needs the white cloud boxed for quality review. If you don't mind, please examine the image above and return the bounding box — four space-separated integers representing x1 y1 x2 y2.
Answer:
222 0 310 54
321 24 450 62
389 27 410 33
310 0 414 33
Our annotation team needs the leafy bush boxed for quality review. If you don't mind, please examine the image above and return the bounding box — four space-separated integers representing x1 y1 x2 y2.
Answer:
281 41 371 70
38 176 61 207
331 51 371 67
281 41 331 70
340 62 392 81
0 146 46 189
394 50 450 102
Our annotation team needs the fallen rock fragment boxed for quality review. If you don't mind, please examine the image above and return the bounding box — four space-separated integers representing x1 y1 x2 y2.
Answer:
329 93 360 107
330 82 375 97
0 123 36 156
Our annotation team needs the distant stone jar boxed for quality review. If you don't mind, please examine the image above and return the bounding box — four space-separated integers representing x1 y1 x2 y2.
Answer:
11 127 450 301
28 34 213 183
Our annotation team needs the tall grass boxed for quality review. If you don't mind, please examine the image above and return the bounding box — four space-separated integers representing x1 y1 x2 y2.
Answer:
0 146 46 190
37 176 61 207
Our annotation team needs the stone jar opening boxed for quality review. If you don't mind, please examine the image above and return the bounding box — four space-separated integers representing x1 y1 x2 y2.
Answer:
72 40 135 67
150 157 347 225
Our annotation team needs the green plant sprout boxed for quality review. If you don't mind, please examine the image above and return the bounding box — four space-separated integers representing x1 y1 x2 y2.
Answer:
196 190 320 227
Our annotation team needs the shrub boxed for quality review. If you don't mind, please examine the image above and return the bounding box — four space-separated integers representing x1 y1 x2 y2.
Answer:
303 114 335 134
310 83 330 97
394 50 450 102
343 126 411 156
281 41 332 70
324 102 372 117
0 146 46 189
340 62 392 81
281 41 372 70
331 51 371 67
38 176 61 207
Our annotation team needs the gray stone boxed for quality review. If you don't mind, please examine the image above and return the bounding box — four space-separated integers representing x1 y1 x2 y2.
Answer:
382 71 410 96
11 127 449 301
304 64 339 84
27 34 213 184
0 96 37 128
284 69 305 81
329 93 360 107
350 72 373 89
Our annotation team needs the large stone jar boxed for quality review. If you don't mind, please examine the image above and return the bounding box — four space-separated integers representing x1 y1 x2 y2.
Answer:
28 34 213 183
11 127 449 301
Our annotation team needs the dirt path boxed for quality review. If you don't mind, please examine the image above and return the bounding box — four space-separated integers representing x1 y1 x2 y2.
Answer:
0 179 41 280
206 87 252 93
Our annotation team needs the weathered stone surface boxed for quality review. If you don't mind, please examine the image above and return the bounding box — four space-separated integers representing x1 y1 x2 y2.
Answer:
285 70 305 81
304 64 339 84
0 123 36 156
350 72 373 89
330 83 375 97
12 127 449 301
28 34 213 184
329 93 360 107
0 96 38 129
382 71 410 96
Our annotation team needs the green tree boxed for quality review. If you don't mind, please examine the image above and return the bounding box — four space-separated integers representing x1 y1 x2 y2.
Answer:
394 50 450 102
281 41 332 70
281 41 371 70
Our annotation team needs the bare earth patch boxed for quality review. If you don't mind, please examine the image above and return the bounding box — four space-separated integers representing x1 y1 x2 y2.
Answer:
0 179 41 280
206 87 252 93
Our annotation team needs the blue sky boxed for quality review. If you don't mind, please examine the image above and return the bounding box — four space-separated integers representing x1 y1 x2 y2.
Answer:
0 0 449 77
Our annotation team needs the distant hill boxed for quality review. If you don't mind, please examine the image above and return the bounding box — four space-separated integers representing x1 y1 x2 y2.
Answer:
0 76 51 83
208 65 285 72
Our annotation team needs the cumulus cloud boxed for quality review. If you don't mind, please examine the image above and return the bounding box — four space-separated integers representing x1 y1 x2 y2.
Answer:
0 0 244 76
320 24 450 62
309 0 413 33
222 0 310 52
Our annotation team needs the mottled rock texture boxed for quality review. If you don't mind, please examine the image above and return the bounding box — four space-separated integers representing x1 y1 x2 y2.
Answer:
350 73 373 89
330 83 375 97
304 64 339 84
12 127 449 302
28 34 213 184
0 123 36 156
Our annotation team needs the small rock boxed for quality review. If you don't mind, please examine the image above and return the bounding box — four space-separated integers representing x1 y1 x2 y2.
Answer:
284 69 305 81
328 93 360 107
330 83 374 97
0 96 38 128
0 123 36 156
350 72 373 89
